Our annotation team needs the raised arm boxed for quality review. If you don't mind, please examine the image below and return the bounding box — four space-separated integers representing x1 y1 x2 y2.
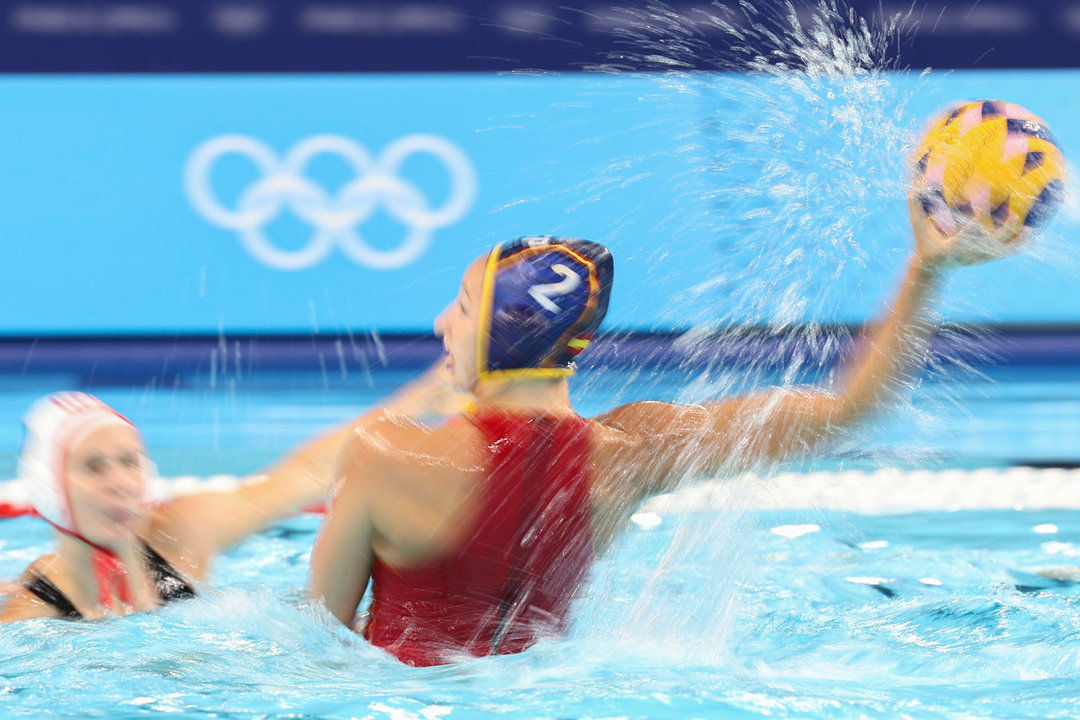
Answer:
596 195 1022 501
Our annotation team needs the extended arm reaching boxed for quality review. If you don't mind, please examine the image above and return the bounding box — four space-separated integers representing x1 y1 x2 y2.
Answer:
596 196 1023 500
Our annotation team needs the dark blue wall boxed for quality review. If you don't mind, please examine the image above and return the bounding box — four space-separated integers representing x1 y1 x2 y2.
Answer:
0 1 1075 73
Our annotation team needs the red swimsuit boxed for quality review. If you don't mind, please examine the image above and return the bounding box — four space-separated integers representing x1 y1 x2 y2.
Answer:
365 410 594 667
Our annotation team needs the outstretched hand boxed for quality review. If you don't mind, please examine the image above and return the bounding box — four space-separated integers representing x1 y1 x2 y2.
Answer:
909 191 1027 270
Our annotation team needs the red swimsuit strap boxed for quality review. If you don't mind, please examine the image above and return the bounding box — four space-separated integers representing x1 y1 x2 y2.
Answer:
50 522 133 612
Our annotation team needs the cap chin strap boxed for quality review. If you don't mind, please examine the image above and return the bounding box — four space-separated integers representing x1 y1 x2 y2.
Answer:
475 366 576 383
50 522 133 613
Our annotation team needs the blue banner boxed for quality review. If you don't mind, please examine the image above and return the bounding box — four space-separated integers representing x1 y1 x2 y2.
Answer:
0 70 1076 334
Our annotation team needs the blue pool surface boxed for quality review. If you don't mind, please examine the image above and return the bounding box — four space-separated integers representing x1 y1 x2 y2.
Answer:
2 507 1079 719
0 359 1078 479
1 360 1079 719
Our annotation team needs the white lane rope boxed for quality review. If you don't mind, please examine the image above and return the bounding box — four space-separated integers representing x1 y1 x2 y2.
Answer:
0 467 1077 518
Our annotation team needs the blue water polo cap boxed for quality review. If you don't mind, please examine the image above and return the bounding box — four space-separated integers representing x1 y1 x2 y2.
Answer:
476 236 613 380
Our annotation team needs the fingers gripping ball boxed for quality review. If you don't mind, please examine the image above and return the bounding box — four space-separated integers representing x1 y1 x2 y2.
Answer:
912 100 1067 247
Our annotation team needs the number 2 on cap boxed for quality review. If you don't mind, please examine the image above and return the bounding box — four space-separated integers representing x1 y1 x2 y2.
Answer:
529 264 581 313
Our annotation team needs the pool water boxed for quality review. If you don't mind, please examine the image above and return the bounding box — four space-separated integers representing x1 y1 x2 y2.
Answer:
1 361 1079 719
0 361 1077 480
2 505 1079 719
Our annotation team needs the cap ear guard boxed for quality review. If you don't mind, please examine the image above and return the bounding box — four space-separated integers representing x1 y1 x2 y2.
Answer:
476 236 613 381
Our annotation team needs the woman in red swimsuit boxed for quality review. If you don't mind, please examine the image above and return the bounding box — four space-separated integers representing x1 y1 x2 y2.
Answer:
309 200 1021 666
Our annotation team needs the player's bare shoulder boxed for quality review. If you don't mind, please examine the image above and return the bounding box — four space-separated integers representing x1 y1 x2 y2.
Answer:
587 401 712 506
343 408 483 476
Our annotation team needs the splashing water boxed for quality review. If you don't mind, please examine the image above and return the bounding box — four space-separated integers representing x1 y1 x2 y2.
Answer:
6 505 1080 719
569 0 958 662
566 0 1078 678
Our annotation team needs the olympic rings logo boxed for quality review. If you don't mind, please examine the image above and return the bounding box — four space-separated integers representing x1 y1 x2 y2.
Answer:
184 134 477 270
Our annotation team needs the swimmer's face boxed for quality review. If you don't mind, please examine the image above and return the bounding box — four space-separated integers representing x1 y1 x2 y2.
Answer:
66 424 149 548
434 257 486 390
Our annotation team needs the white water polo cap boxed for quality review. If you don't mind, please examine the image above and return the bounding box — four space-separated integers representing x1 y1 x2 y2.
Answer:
19 392 141 534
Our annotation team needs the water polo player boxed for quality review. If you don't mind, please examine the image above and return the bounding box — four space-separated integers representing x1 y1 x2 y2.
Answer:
309 200 1023 667
0 367 462 622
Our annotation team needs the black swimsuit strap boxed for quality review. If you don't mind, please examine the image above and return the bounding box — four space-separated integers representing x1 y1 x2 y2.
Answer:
24 573 83 620
141 542 196 602
22 541 195 620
